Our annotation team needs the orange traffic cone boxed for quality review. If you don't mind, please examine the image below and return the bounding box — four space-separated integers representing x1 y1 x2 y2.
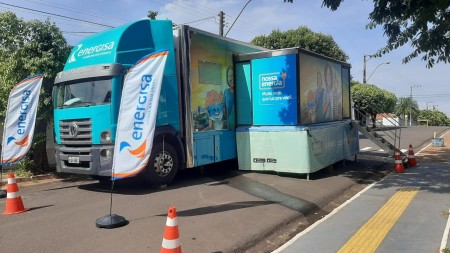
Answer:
161 206 181 253
394 149 405 173
3 173 29 215
407 144 417 167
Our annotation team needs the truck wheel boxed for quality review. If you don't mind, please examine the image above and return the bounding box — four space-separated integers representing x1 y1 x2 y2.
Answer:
144 141 179 186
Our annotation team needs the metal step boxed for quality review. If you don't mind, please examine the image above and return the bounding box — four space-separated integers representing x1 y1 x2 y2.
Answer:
352 120 406 158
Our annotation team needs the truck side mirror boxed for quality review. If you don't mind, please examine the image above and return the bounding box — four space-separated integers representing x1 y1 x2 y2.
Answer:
52 86 57 108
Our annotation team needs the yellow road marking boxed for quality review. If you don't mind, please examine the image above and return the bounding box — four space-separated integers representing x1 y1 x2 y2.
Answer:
338 186 420 253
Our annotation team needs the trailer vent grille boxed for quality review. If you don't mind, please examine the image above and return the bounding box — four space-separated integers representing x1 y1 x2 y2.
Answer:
59 119 92 145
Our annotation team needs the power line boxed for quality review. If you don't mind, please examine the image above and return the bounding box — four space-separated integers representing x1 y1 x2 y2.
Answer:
0 5 106 32
149 0 262 37
181 16 216 25
0 2 114 28
20 0 125 24
397 94 450 97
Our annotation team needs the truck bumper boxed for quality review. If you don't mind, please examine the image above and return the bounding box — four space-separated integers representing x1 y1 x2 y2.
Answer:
55 145 114 176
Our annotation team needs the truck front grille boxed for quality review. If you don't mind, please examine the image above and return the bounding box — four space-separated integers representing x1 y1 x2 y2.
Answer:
59 119 92 145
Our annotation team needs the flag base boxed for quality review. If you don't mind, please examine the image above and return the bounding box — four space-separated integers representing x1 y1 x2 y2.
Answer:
0 189 6 199
96 214 128 229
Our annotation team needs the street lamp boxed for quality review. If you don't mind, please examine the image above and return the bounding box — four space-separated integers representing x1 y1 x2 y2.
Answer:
409 84 421 126
366 61 390 83
363 54 390 84
225 0 252 36
363 54 375 84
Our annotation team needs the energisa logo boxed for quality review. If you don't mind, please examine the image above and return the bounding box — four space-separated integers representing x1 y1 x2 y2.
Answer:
68 41 115 63
119 74 154 159
6 90 32 147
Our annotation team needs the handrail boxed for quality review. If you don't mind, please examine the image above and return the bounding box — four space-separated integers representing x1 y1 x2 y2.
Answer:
352 104 402 151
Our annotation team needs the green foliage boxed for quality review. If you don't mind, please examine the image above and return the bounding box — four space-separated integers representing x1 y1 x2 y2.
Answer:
317 0 450 67
0 12 71 172
418 109 450 126
251 26 349 62
0 11 72 119
351 83 397 118
350 80 361 88
147 11 158 20
15 157 35 177
394 97 419 124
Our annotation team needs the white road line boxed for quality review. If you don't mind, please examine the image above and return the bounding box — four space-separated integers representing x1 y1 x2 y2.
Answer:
440 207 450 251
415 130 450 251
361 147 372 151
377 149 384 152
271 181 378 253
437 130 450 252
273 129 450 253
400 149 407 153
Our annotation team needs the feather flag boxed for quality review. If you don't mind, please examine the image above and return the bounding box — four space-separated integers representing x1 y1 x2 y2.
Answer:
1 74 43 164
112 50 168 179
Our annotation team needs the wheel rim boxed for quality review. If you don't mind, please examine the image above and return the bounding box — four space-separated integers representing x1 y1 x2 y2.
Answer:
154 151 174 177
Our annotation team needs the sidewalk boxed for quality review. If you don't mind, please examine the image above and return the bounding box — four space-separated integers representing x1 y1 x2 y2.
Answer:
275 130 450 253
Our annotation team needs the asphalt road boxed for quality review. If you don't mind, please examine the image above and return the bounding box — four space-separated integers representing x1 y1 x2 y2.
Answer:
0 162 391 253
0 126 447 253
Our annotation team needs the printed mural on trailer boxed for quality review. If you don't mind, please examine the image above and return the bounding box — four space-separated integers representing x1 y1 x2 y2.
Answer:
300 53 349 125
190 32 258 132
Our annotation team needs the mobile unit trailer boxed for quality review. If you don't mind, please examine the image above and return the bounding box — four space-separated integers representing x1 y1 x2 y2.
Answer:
53 20 262 185
234 48 359 178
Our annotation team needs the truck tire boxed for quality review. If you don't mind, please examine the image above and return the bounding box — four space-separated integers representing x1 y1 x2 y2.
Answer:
143 141 179 186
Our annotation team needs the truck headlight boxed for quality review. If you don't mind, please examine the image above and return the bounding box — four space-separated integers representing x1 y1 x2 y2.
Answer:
101 131 111 143
101 149 112 159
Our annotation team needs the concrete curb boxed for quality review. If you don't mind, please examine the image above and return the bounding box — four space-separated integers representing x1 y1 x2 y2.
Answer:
0 174 59 187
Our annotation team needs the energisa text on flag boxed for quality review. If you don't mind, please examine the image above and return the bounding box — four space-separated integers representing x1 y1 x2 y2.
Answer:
1 74 44 164
112 50 169 179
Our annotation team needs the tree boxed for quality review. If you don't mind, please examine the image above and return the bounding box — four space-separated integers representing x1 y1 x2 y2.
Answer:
329 0 450 67
0 12 71 117
147 11 158 20
351 83 397 126
394 97 419 126
251 26 349 62
284 1 450 67
0 12 72 171
418 110 450 126
350 80 360 88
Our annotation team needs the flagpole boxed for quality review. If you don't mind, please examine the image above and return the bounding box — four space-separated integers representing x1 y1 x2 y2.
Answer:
1 122 7 198
96 50 168 229
95 161 127 229
0 164 6 198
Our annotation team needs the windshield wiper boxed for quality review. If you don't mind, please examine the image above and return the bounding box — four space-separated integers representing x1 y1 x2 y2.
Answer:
62 101 96 108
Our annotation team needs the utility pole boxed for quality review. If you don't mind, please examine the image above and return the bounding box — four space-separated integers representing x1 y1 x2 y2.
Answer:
409 85 421 126
363 54 368 84
219 11 225 36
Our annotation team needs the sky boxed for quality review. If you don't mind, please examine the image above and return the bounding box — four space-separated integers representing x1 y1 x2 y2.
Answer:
3 0 449 117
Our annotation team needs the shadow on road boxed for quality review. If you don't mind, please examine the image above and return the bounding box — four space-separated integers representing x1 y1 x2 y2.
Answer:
154 200 275 217
74 157 393 197
28 204 54 211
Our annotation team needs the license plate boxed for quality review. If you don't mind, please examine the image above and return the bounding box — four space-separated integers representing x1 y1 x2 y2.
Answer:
68 156 80 164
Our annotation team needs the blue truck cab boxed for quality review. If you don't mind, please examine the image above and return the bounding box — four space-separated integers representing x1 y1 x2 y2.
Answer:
53 20 262 185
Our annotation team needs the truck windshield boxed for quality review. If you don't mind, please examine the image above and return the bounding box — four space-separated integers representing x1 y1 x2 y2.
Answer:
56 78 112 108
